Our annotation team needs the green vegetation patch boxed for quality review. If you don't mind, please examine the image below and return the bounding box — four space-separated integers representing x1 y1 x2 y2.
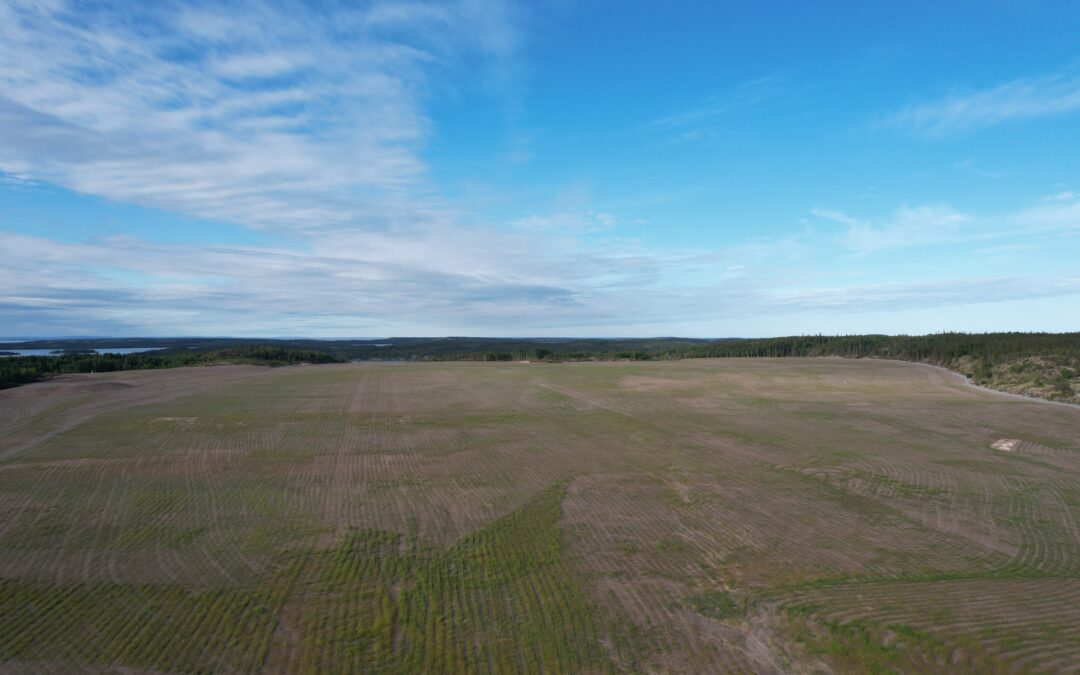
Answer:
0 486 617 673
785 606 958 674
297 483 616 673
684 590 742 620
0 574 295 672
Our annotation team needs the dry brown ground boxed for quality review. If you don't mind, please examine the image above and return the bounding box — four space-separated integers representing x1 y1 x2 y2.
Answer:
1 358 1079 672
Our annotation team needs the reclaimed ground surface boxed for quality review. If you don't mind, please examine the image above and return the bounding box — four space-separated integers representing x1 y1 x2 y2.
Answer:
2 358 1079 673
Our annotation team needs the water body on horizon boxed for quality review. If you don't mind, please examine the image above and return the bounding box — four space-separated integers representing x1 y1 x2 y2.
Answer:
0 348 163 357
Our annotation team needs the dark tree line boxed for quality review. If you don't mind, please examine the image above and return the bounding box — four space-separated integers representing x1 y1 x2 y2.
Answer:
3 333 1078 391
680 333 1080 365
0 347 340 389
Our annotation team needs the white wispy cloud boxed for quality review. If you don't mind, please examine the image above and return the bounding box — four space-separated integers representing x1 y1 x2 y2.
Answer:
510 210 616 232
0 222 766 336
4 205 1080 337
1011 195 1080 233
811 194 1080 255
769 275 1080 312
882 71 1080 135
645 76 786 133
0 0 515 230
811 204 970 252
953 158 1005 179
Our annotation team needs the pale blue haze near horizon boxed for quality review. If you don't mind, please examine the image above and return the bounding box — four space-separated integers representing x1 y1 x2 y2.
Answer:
1 0 1079 337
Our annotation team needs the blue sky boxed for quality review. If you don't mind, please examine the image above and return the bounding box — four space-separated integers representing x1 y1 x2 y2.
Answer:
1 0 1079 337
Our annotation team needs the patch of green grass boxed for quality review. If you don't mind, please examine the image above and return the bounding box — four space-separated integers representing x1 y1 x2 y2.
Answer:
0 486 619 674
297 484 618 673
787 611 950 674
0 571 298 672
684 590 742 620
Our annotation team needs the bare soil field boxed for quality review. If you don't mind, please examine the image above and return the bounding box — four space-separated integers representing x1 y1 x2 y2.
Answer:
1 358 1079 673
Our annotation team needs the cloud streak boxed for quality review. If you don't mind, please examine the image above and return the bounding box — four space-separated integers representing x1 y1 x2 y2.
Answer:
812 196 1080 253
646 76 787 133
882 71 1080 135
811 204 971 253
3 216 1077 337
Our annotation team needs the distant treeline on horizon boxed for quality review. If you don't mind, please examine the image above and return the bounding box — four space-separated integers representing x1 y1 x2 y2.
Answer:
0 346 339 389
2 332 1079 391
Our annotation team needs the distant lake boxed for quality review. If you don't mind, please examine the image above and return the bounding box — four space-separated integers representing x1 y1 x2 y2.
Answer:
0 347 164 357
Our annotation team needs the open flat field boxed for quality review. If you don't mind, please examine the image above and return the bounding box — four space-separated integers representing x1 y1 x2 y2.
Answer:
1 358 1079 673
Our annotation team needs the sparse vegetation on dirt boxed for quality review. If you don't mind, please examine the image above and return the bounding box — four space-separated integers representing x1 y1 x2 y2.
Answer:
2 358 1079 672
957 354 1080 403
